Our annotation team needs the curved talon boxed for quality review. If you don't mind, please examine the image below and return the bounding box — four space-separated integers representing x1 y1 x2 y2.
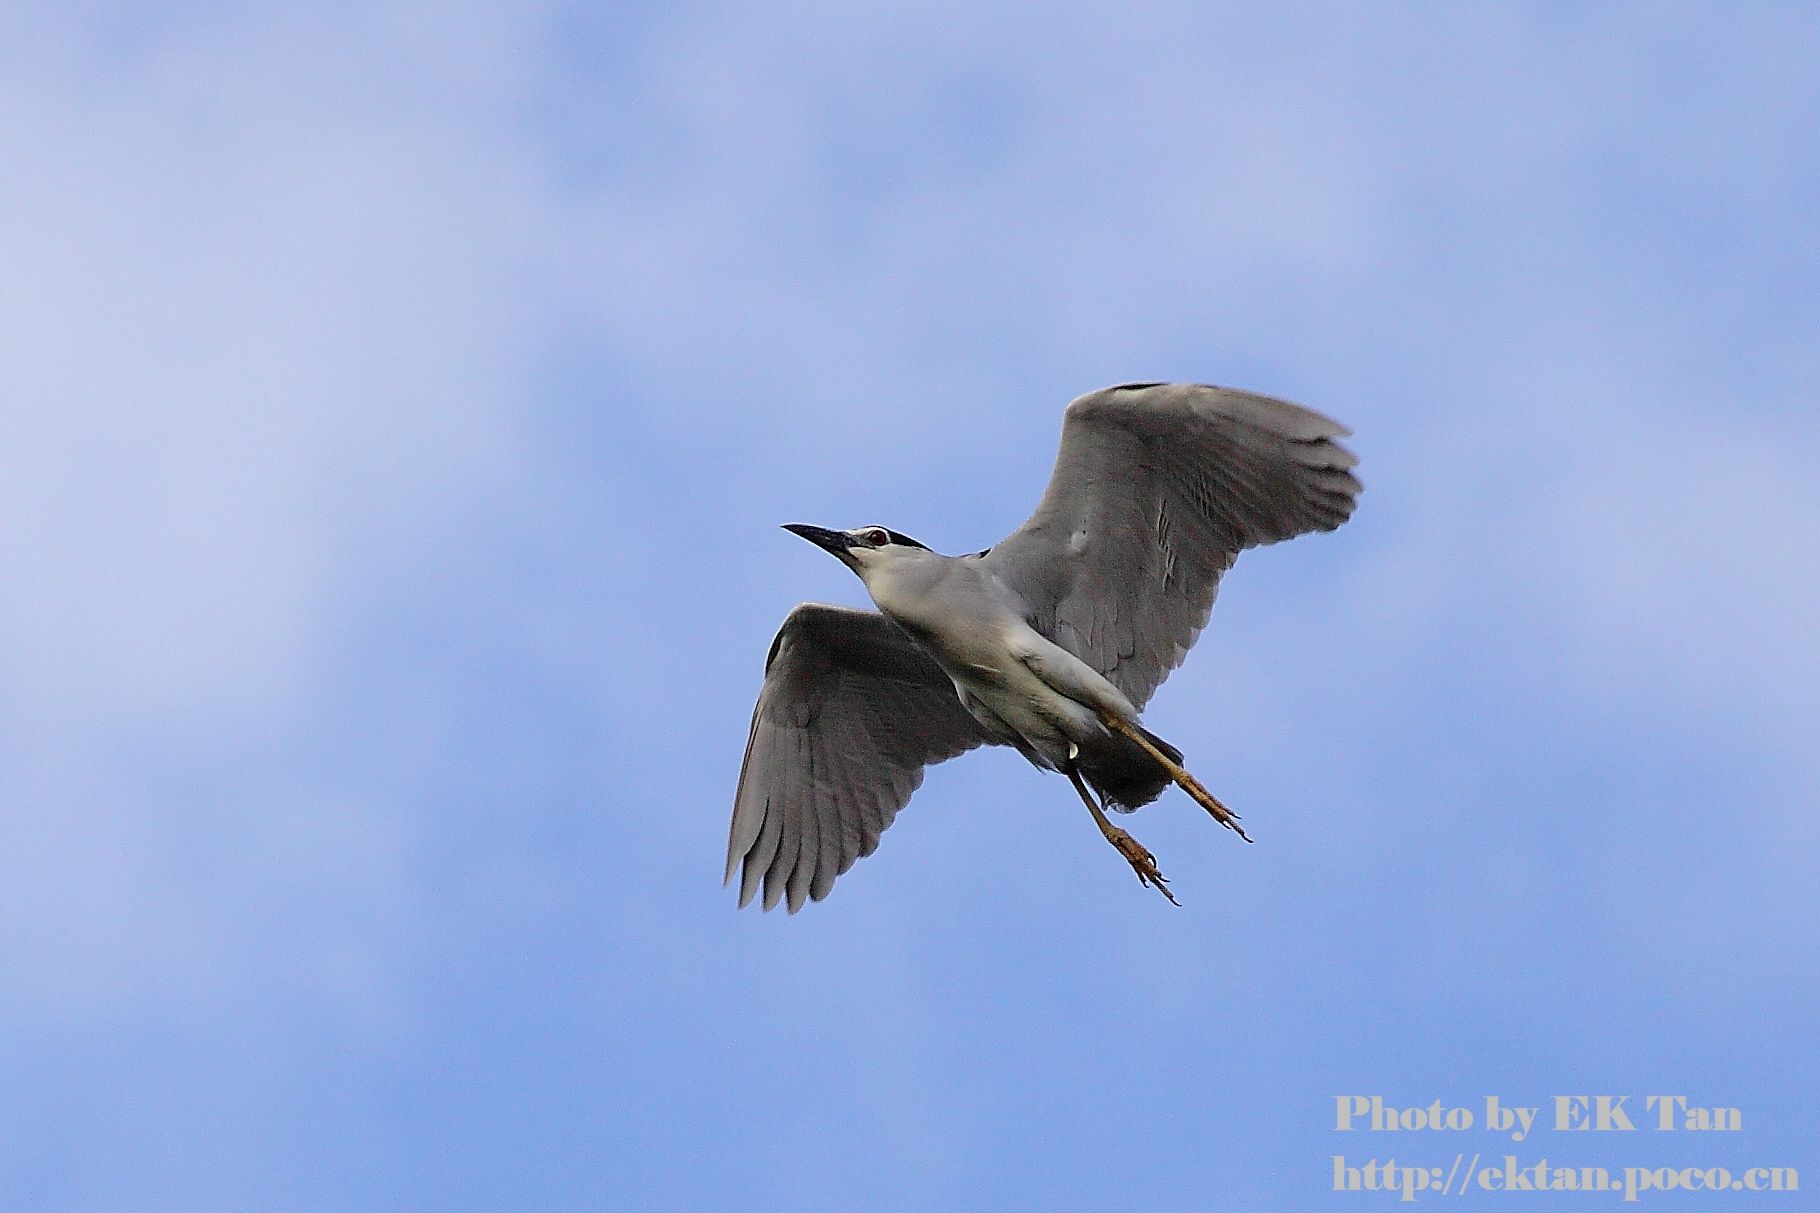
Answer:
1064 761 1181 905
1107 827 1180 906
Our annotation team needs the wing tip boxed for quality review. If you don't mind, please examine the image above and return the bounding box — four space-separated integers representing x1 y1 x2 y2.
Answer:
1071 381 1355 444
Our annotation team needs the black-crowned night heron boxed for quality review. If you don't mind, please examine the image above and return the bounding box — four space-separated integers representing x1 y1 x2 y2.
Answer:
729 382 1360 911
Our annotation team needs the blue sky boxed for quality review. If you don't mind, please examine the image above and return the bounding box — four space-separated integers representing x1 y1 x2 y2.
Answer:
3 3 1817 1209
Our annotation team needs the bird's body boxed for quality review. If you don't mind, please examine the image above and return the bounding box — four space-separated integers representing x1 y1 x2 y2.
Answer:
862 549 1135 770
730 382 1360 911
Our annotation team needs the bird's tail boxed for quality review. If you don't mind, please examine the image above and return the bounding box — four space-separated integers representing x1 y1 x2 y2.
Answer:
1080 722 1181 813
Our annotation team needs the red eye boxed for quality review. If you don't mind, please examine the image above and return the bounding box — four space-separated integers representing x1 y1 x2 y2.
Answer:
867 529 890 546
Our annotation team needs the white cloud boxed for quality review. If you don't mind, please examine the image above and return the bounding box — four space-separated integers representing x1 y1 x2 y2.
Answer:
0 3 553 1023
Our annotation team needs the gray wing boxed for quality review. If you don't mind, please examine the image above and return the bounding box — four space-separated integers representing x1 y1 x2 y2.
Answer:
981 382 1360 710
728 603 988 912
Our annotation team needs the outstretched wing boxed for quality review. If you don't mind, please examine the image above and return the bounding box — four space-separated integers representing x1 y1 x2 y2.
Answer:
981 383 1360 710
728 603 988 912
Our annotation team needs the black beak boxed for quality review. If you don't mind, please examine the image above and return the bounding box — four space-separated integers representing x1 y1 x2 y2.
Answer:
783 523 858 562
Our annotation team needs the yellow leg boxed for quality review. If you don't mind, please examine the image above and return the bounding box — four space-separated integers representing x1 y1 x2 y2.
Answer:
1064 764 1179 905
1098 710 1252 842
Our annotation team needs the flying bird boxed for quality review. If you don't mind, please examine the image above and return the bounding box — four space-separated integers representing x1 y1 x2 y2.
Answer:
728 382 1360 911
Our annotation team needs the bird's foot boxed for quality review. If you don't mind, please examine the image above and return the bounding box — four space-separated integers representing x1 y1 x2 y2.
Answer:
1097 710 1252 842
1106 827 1180 905
1195 790 1251 842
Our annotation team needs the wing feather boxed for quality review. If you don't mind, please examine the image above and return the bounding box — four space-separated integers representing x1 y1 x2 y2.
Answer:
728 603 987 911
982 383 1360 709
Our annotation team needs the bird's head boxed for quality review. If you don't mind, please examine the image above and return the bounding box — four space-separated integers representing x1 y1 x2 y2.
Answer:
783 523 932 583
